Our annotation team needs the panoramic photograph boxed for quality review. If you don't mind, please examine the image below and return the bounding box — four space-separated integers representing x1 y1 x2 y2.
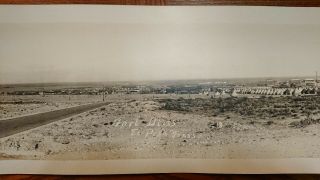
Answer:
1 6 320 160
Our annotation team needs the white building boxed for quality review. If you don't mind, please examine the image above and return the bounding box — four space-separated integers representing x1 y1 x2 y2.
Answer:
304 79 316 87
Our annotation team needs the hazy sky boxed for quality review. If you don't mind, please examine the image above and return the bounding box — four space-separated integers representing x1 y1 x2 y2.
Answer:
0 6 320 84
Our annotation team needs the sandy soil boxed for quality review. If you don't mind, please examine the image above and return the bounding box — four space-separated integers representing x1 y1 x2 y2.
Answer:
0 94 198 120
1 95 320 160
0 95 103 120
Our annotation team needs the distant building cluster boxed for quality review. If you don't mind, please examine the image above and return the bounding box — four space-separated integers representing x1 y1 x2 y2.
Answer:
0 78 319 98
234 78 320 97
264 78 319 88
2 88 103 96
234 87 319 96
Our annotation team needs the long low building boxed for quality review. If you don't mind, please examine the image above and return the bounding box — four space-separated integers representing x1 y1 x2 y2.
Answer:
233 87 318 96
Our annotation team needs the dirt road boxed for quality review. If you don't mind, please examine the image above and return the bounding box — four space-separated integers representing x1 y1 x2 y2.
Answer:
0 102 109 138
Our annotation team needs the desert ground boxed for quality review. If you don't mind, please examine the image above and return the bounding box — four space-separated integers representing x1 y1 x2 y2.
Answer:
0 95 103 120
1 94 320 160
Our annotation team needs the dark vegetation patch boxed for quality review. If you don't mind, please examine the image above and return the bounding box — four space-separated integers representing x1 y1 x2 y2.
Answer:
289 118 320 128
0 101 45 104
157 96 320 119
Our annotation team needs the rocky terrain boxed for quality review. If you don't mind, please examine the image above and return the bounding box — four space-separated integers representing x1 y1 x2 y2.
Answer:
1 95 320 160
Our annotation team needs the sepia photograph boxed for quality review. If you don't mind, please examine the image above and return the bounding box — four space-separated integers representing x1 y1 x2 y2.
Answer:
1 5 320 174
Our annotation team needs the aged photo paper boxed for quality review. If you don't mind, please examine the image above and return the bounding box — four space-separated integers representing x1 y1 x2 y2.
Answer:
1 5 320 174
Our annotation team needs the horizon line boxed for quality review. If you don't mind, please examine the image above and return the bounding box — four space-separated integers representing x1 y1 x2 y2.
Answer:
0 75 317 86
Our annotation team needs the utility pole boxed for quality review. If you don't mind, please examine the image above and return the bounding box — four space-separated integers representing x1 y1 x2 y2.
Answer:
316 71 319 88
102 87 105 102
